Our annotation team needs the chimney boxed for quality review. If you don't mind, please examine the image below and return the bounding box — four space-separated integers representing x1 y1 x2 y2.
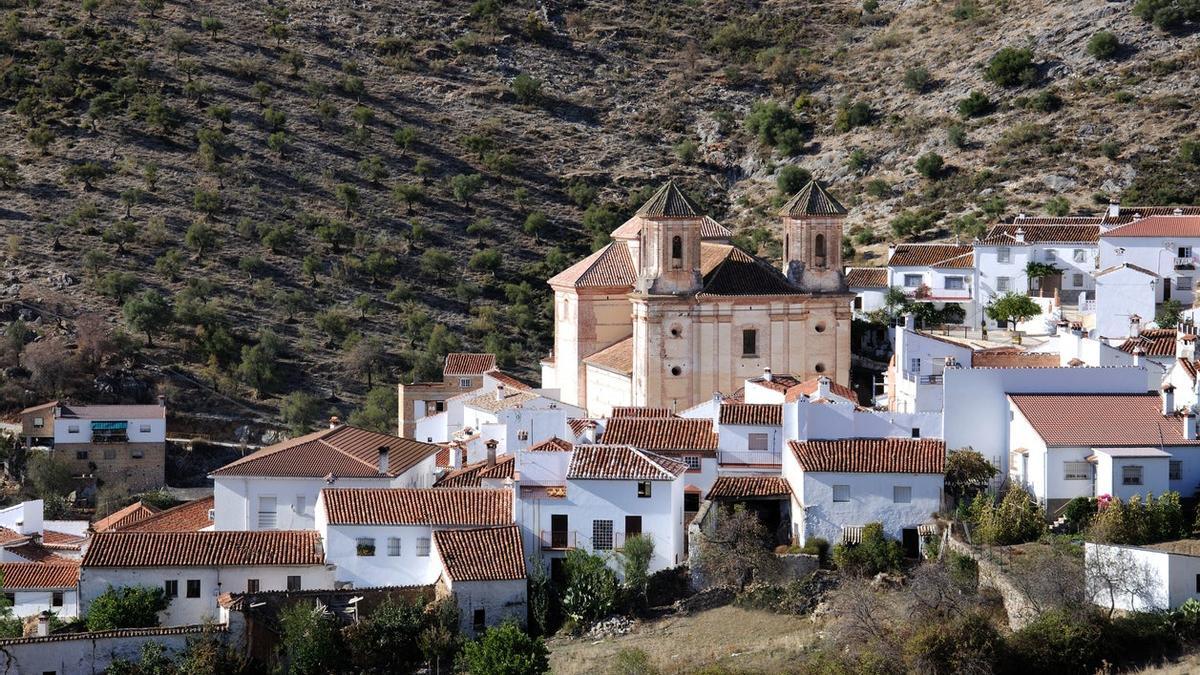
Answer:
1185 411 1197 441
495 384 506 402
762 367 773 382
886 243 896 262
1132 344 1144 367
1163 383 1176 416
1108 201 1120 218
376 446 389 474
1175 208 1184 216
582 423 596 444
486 439 498 467
1014 227 1025 243
329 416 341 429
817 375 831 400
157 394 166 407
36 611 49 637
449 442 463 469
712 391 722 407
903 313 916 331
1129 314 1142 339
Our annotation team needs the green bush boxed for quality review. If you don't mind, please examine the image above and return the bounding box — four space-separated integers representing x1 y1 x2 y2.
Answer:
985 46 1038 87
903 612 1002 675
834 101 873 133
890 208 940 238
1088 492 1187 544
86 585 169 631
612 647 658 675
915 152 944 179
561 549 618 626
903 66 931 93
1045 196 1070 216
1087 31 1121 59
461 622 549 675
1027 88 1063 113
1133 0 1200 30
621 534 654 610
744 100 808 155
776 165 811 195
1006 610 1106 674
832 523 903 576
800 536 829 561
967 487 1046 545
958 91 993 118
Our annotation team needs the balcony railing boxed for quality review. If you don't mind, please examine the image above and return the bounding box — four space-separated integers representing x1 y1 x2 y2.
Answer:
902 373 943 385
717 450 782 467
539 530 646 552
91 431 129 444
1176 257 1195 270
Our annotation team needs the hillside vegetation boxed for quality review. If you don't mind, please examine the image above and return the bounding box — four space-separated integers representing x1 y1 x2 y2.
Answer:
0 0 1198 434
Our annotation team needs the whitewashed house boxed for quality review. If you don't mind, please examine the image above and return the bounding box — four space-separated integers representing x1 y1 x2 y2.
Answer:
974 218 1101 306
783 438 945 554
79 530 332 626
458 385 586 462
846 267 888 318
1 562 79 619
209 423 440 531
315 487 513 589
598 416 719 494
1084 541 1200 612
1094 263 1158 342
886 243 977 326
1099 214 1200 308
433 525 527 637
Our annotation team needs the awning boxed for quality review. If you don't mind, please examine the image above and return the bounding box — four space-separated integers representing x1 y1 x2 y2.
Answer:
90 421 128 431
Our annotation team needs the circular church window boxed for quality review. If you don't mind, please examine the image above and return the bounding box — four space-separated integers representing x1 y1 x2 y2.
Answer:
814 363 826 373
671 366 682 376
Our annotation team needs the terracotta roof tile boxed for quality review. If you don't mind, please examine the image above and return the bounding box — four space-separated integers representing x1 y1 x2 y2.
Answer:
7 544 71 563
0 625 224 647
484 370 535 391
583 337 634 375
1104 215 1200 238
548 241 637 289
567 418 598 436
320 488 512 526
979 223 1100 245
1182 358 1199 382
749 373 804 394
434 456 515 488
443 353 497 376
0 562 79 589
41 530 86 550
784 378 859 404
778 179 847 217
210 425 438 479
1010 393 1200 447
1117 206 1200 217
122 497 214 533
971 351 1061 368
718 404 782 426
788 438 946 473
1095 262 1158 278
434 525 525 582
611 407 676 418
888 244 974 268
0 527 31 547
610 215 731 241
93 501 160 533
1119 329 1178 358
846 267 887 288
464 389 539 414
698 244 802 297
707 476 791 499
636 180 699 218
601 418 718 453
567 445 689 481
83 531 324 567
528 437 573 452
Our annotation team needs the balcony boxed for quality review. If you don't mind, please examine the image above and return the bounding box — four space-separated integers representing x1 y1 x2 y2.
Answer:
902 373 943 385
539 530 643 552
91 431 129 444
1176 257 1195 270
717 450 782 467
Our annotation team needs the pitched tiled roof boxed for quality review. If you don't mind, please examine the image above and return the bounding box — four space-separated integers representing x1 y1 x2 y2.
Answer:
1119 329 1177 358
83 531 325 567
1104 216 1200 238
784 377 859 404
1116 206 1200 217
718 403 782 426
547 241 637 289
1181 357 1199 382
788 438 946 473
707 476 791 499
0 562 79 589
611 407 676 418
8 544 71 564
583 337 634 375
528 437 573 452
971 351 1061 368
93 501 160 533
434 525 526 582
636 180 698 218
567 418 598 436
699 244 802 297
888 244 974 268
1095 262 1158 278
601 418 718 452
749 373 803 394
122 497 214 533
1010 393 1200 447
434 456 515 488
979 223 1100 245
210 425 438 479
464 389 539 414
320 488 512 526
610 215 731 241
845 267 887 288
567 445 689 481
778 179 847 217
41 530 86 550
53 403 167 420
443 353 497 376
484 370 535 392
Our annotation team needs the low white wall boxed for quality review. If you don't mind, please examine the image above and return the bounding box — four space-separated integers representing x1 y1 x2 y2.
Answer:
446 578 527 638
0 625 220 674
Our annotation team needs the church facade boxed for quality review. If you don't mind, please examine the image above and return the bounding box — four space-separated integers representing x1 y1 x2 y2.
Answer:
541 179 853 416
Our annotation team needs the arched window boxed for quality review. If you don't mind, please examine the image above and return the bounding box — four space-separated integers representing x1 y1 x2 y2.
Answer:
671 235 683 268
814 233 827 267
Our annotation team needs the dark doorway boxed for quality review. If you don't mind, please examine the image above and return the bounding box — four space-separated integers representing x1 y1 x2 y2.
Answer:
625 515 642 539
902 527 920 558
550 557 565 585
551 514 568 549
1165 278 1173 302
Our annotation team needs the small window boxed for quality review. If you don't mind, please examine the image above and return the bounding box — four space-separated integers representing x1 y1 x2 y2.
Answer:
416 538 431 557
671 235 683 264
295 495 306 515
1072 273 1084 288
287 575 301 591
139 424 151 433
103 448 116 460
356 537 376 556
1181 247 1193 258
909 358 921 374
670 366 682 376
742 329 758 356
1064 462 1090 481
1045 249 1057 261
814 233 827 266
854 296 863 310
637 481 652 498
1171 461 1183 481
33 417 43 428
388 537 401 556
814 363 826 373
1196 573 1200 594
682 456 701 471
164 580 178 597
186 580 201 598
433 400 446 413
75 450 88 460
1073 249 1087 263
832 485 850 503
903 274 922 288
131 449 144 459
67 425 79 434
247 579 260 593
51 591 63 607
1123 465 1144 486
684 492 700 511
893 486 912 504
1178 276 1194 291
996 277 1011 292
593 520 614 550
997 247 1011 263
258 497 277 529
459 378 472 388
944 276 964 290
748 433 769 452
473 608 486 632
911 428 921 438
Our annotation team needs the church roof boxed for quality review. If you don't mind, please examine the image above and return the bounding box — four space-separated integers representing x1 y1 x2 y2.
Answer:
610 215 731 241
583 337 634 375
547 241 637 289
636 180 699 218
778 179 847 217
698 244 802 297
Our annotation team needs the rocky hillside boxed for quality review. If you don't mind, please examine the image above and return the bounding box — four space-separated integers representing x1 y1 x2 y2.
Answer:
0 0 1196 431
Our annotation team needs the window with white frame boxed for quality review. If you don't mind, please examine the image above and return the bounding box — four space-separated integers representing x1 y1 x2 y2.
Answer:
944 276 965 290
748 433 769 451
1171 460 1182 481
997 277 1011 292
1122 465 1144 486
388 537 401 556
139 424 151 433
592 520 614 550
832 485 850 502
257 496 277 529
1064 462 1090 481
67 425 79 433
682 456 701 471
637 481 652 498
356 537 376 556
459 378 472 388
295 495 306 515
1181 246 1193 258
997 247 1011 263
909 358 921 374
416 538 431 557
1045 249 1057 261
904 274 923 288
1178 276 1194 291
32 416 43 428
1072 273 1084 288
1074 249 1087 262
893 486 912 503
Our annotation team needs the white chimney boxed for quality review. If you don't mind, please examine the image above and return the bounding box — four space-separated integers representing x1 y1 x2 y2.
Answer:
157 394 166 407
36 612 49 637
376 446 389 474
1014 227 1025 243
329 416 341 430
1163 384 1176 416
486 439 498 467
1175 208 1184 216
1185 411 1196 441
903 313 916 331
582 423 596 444
1132 344 1144 367
1108 202 1120 218
762 367 773 382
449 442 463 469
712 391 722 406
1130 314 1142 339
495 384 506 402
817 376 831 400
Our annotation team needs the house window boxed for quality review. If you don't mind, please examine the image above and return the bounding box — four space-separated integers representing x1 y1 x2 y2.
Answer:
854 296 863 310
1181 246 1193 258
832 485 850 503
1072 273 1084 288
247 579 260 593
893 486 912 504
637 481 652 498
682 456 701 471
997 247 1011 263
356 537 376 556
139 424 151 433
473 608 486 632
295 495 306 515
1074 249 1087 262
287 576 301 591
186 580 201 598
131 449 144 459
996 277 1011 292
52 591 63 607
684 492 700 511
1178 276 1194 291
1123 465 1144 486
75 451 88 460
944 276 964 290
416 538 431 557
593 520 614 550
1064 462 1090 481
459 378 472 388
904 274 922 288
909 358 921 374
433 400 446 413
748 433 769 452
67 425 79 434
33 417 43 428
103 448 116 460
1196 574 1200 594
257 497 277 529
911 428 921 438
742 329 758 356
1171 460 1183 481
164 580 178 597
388 537 401 556
1045 249 1057 262
671 236 683 268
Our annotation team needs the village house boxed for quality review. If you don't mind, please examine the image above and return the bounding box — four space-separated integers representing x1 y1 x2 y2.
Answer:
846 267 888 318
432 525 528 637
20 400 168 492
209 422 440 531
974 217 1102 306
885 243 977 326
1085 540 1200 613
1 562 80 619
397 353 497 438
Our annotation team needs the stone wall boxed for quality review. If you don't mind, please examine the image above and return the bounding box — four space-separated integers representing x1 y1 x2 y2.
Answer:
945 535 1039 630
51 442 166 491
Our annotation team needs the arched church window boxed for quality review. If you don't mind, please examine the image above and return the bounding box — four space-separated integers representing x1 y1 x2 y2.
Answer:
814 233 827 267
671 235 683 268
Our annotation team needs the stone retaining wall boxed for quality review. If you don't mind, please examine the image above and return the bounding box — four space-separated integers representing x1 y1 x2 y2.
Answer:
945 535 1039 630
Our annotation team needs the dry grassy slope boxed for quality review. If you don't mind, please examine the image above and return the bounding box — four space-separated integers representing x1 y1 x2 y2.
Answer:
0 0 1194 424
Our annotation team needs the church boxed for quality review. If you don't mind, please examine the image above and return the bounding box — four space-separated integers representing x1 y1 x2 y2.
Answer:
540 179 853 416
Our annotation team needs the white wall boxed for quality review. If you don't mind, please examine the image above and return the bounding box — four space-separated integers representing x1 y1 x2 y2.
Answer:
891 325 973 413
10 588 79 619
53 417 166 445
321 522 439 588
585 365 633 418
1085 543 1170 612
1098 454 1170 501
442 577 527 638
0 500 43 535
1095 266 1158 341
0 627 204 675
1100 235 1200 306
213 476 394 531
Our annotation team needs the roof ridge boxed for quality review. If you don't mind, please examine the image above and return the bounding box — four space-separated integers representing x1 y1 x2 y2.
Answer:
636 180 699 218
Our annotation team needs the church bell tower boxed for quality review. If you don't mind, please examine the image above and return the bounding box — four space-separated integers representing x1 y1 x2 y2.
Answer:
634 180 703 296
780 178 848 293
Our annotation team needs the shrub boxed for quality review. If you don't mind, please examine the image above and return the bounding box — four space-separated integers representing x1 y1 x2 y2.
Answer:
915 152 944 179
890 208 940 238
834 101 873 133
744 100 808 155
673 140 698 164
1133 0 1200 30
968 486 1046 545
1028 88 1063 113
777 165 811 195
612 648 658 675
904 612 1003 675
1101 140 1121 160
866 178 890 198
951 0 981 20
832 523 903 576
903 66 931 93
87 585 169 631
511 73 542 104
1063 496 1097 531
958 91 993 118
1089 492 1187 544
1045 196 1070 216
985 46 1038 87
621 534 654 610
561 550 618 625
799 536 829 562
461 622 549 675
450 173 484 204
944 449 997 503
1181 138 1200 165
947 123 967 148
1006 609 1106 674
1087 31 1121 59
